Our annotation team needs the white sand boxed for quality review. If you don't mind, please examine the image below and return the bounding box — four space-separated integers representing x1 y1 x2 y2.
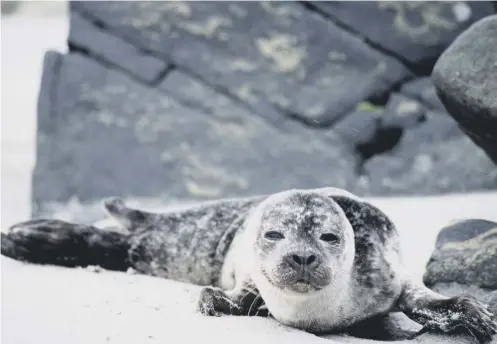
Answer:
1 11 496 344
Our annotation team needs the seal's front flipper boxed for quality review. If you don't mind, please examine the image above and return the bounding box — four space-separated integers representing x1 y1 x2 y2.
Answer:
197 286 267 317
1 219 131 271
397 282 496 344
104 197 156 232
197 287 243 317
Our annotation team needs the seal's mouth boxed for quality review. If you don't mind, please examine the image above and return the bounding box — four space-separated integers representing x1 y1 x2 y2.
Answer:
261 268 325 294
289 279 321 294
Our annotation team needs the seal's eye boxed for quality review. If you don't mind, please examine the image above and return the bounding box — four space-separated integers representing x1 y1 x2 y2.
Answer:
320 233 339 243
265 231 284 240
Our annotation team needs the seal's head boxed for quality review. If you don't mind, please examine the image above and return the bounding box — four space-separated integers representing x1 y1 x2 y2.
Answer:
250 191 355 295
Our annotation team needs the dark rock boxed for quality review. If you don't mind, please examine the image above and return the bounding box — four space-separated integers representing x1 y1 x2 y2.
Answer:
432 15 497 165
70 1 411 126
361 115 497 195
400 77 446 112
424 219 497 289
435 219 497 249
32 51 358 216
68 11 170 83
310 1 495 72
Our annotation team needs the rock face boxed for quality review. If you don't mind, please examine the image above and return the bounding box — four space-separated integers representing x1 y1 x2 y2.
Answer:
424 219 497 292
33 1 497 215
432 15 497 165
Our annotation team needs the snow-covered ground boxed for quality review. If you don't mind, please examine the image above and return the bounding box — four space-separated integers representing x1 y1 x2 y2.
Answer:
1 10 497 344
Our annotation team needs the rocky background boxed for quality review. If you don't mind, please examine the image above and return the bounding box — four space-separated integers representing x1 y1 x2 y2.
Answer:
6 2 497 217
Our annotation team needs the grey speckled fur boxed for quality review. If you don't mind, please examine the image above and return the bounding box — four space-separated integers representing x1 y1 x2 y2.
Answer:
105 195 264 285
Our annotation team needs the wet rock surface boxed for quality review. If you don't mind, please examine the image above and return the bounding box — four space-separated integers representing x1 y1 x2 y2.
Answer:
33 1 497 215
433 15 497 165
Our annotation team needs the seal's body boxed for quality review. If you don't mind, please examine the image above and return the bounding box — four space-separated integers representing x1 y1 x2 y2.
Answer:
2 187 495 344
108 195 261 286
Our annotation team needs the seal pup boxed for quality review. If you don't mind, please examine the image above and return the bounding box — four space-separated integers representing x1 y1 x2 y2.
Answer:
1 187 495 343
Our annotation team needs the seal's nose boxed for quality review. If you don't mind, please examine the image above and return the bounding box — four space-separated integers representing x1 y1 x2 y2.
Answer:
286 253 320 270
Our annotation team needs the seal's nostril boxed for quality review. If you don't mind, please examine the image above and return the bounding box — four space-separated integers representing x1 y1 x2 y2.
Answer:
306 255 316 266
292 254 302 265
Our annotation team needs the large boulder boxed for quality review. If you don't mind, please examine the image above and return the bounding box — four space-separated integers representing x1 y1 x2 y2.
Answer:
432 15 497 165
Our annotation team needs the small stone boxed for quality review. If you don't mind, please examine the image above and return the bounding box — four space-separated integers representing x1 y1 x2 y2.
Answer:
424 220 497 289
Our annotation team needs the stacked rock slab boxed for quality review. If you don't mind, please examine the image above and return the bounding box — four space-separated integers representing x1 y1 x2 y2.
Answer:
432 15 497 165
33 2 497 216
